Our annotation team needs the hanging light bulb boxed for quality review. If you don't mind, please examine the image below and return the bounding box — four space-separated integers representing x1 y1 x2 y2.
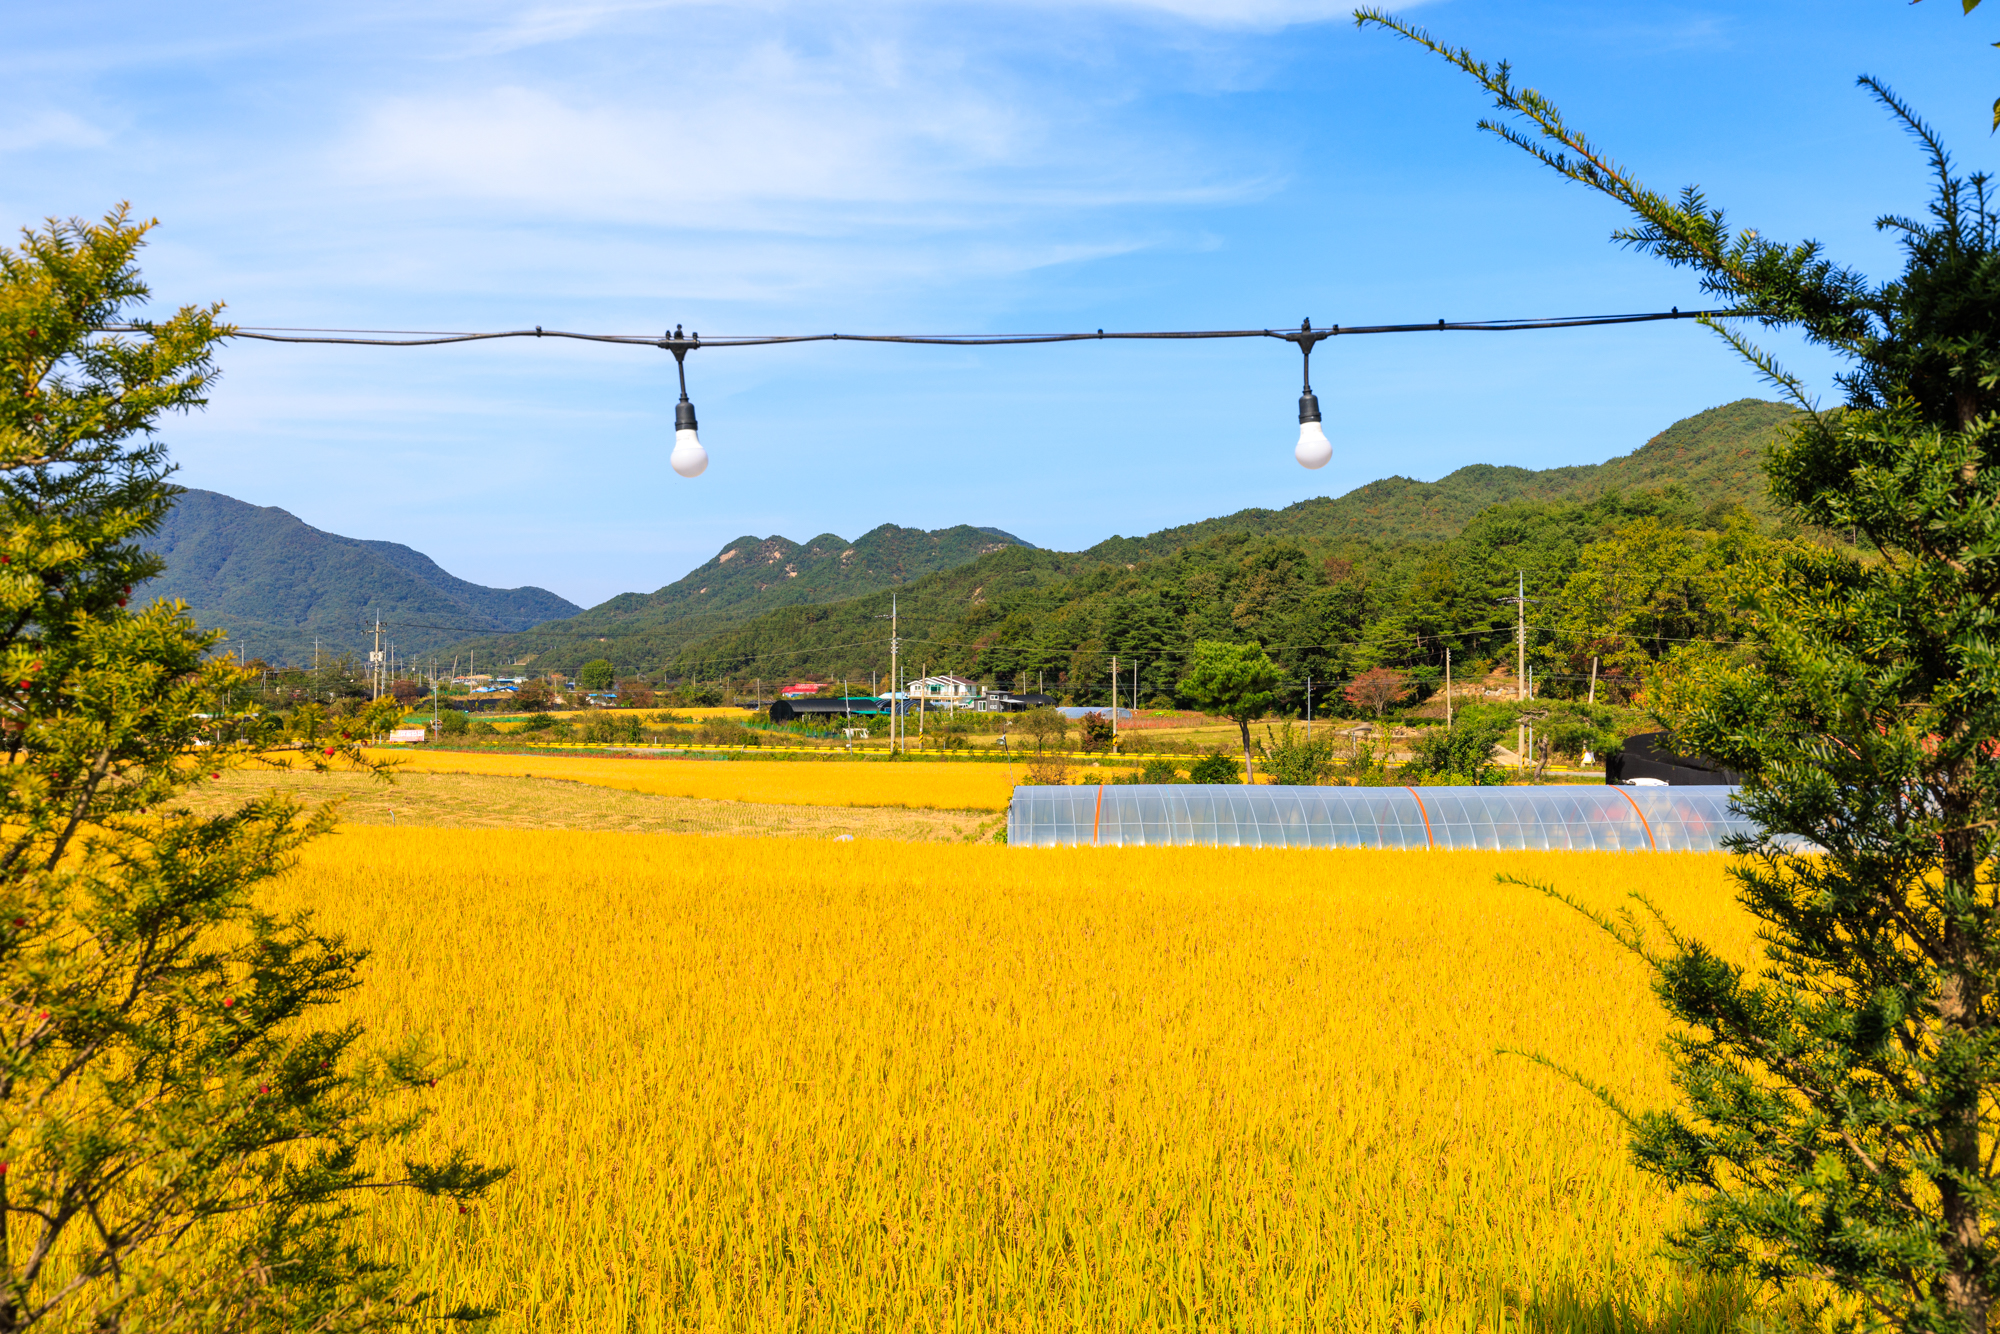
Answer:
1292 319 1332 469
671 399 707 477
663 326 708 478
1296 392 1331 470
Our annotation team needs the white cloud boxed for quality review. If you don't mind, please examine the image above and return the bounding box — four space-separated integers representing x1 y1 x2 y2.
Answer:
465 0 1377 57
333 24 1275 249
0 110 109 153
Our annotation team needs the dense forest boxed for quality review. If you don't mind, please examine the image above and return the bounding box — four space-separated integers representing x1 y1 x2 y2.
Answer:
671 484 1825 717
438 397 1800 683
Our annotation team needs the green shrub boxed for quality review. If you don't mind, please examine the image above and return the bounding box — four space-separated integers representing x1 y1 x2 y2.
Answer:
1258 721 1338 786
1188 752 1242 784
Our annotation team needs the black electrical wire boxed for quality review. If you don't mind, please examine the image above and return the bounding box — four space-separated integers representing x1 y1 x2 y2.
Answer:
100 307 1746 349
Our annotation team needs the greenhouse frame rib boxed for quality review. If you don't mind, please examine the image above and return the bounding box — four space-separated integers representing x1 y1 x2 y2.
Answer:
1006 785 1757 852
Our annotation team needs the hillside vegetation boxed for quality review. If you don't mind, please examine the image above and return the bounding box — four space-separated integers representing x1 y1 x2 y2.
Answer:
138 489 580 664
455 398 1795 681
667 399 1804 696
446 522 1032 674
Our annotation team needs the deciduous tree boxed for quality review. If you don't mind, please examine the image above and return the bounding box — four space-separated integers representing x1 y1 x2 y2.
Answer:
1342 666 1412 718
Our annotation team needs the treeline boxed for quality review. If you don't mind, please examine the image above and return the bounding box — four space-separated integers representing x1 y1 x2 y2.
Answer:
669 486 1839 716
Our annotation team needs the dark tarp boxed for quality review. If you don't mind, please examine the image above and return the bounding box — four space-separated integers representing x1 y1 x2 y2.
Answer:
769 698 886 723
1607 731 1744 786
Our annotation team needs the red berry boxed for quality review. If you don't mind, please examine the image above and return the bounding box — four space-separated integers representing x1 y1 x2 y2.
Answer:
37 1012 46 1021
458 1204 467 1215
223 998 235 1008
324 747 335 756
11 918 22 928
116 598 127 607
259 1084 269 1094
210 773 219 780
0 1163 9 1175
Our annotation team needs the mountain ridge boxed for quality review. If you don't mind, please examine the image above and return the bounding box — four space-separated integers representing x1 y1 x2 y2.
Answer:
136 489 581 666
447 521 1036 672
461 397 1795 677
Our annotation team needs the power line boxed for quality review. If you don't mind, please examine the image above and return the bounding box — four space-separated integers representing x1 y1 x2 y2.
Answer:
103 307 1746 349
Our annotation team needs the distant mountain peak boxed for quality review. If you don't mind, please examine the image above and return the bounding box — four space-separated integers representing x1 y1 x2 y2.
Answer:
138 489 581 666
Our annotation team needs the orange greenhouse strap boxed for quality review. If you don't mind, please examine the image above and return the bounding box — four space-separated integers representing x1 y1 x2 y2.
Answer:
1615 787 1658 850
1093 783 1105 847
1403 786 1434 850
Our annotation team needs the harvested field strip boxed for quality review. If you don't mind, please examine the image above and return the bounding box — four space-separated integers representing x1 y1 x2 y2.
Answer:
359 749 1022 810
278 831 1765 1331
190 769 1003 841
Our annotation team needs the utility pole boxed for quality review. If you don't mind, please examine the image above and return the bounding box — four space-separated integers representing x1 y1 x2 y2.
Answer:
1516 571 1526 702
1496 571 1538 770
1588 656 1599 706
371 614 383 700
1111 654 1118 752
1445 649 1452 730
889 594 900 755
1306 673 1312 741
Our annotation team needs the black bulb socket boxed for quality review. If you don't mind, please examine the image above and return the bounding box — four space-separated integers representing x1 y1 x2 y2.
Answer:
1298 390 1321 425
675 400 699 432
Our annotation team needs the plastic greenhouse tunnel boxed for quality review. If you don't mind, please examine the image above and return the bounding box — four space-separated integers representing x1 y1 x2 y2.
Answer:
1006 784 1761 852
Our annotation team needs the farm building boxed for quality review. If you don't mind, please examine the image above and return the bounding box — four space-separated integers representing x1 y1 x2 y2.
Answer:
768 697 891 724
975 691 1058 713
906 675 981 707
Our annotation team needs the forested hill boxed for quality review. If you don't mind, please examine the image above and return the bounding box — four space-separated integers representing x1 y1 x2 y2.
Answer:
443 523 1033 675
1080 397 1793 563
666 398 1802 693
136 490 581 666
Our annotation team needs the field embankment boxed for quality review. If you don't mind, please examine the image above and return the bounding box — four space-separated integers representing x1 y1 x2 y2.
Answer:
358 749 1023 811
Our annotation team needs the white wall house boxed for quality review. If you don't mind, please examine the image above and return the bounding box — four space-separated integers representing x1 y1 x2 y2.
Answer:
906 674 980 707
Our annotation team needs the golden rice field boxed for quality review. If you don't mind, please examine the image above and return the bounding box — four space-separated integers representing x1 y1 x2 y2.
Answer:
274 828 1766 1332
360 749 1027 811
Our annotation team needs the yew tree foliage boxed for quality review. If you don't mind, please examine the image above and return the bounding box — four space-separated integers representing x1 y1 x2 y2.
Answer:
1360 13 2000 1332
0 209 505 1332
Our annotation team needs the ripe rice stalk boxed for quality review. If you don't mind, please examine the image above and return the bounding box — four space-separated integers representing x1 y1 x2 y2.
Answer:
274 830 1773 1332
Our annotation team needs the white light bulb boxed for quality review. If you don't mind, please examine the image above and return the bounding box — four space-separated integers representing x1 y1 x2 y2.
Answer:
1295 419 1332 470
670 427 708 478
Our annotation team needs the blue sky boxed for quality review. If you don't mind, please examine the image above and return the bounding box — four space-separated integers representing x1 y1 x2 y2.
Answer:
3 1 1989 606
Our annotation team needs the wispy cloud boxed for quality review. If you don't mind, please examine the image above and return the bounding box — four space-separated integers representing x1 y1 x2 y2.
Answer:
0 110 109 153
466 0 1377 58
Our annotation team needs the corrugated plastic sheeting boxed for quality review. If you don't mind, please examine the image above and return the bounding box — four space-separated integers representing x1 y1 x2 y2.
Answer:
1006 785 1757 851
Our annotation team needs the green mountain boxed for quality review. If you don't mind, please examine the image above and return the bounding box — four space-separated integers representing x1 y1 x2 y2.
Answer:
447 523 1033 676
1079 397 1794 564
667 398 1799 686
137 489 582 666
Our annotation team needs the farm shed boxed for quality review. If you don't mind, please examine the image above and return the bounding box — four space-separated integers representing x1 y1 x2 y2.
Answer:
768 697 889 723
1008 784 1758 851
